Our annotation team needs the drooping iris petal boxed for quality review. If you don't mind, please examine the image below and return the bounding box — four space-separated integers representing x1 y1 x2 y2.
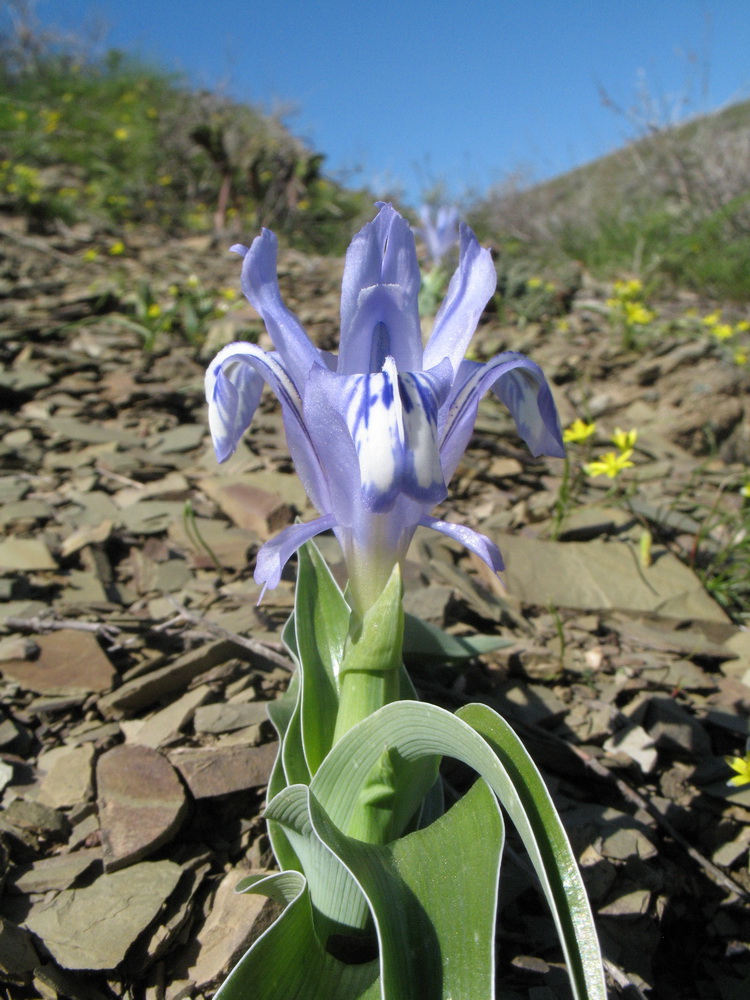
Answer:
423 223 497 374
302 363 364 530
439 353 564 482
419 514 504 573
206 355 264 463
338 204 422 375
254 514 337 592
205 342 331 515
231 231 323 386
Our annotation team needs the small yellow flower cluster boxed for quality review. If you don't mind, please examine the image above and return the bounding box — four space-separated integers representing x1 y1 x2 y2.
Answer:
108 240 125 256
1 162 42 203
584 450 634 479
610 427 638 452
623 301 656 327
606 279 656 327
702 309 750 345
583 425 638 480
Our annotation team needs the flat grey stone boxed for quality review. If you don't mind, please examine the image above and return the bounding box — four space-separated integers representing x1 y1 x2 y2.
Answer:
24 860 182 970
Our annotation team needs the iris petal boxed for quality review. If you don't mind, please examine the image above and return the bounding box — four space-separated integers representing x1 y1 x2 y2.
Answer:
205 342 331 515
420 514 504 573
423 223 497 374
439 353 564 482
339 204 422 375
338 283 422 375
340 357 450 512
233 230 323 386
254 514 338 593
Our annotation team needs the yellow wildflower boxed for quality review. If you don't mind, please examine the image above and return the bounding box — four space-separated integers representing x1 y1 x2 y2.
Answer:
563 418 596 444
702 310 722 327
611 427 638 452
726 754 750 787
157 174 173 186
527 276 543 289
147 304 162 319
114 127 129 141
734 349 748 367
741 483 750 499
624 302 655 326
711 323 734 341
82 248 98 262
584 449 634 479
108 240 125 256
735 320 750 333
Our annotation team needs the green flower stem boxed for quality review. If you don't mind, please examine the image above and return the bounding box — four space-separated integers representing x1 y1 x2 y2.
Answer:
332 563 404 748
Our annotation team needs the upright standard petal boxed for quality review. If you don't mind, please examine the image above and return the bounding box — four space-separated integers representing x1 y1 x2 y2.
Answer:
423 223 497 374
338 204 422 375
439 353 564 482
232 231 323 386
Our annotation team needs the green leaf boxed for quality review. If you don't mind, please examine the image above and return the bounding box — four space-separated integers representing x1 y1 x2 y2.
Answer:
232 779 502 1000
309 777 504 1000
333 562 404 741
214 870 380 1000
267 784 371 939
458 702 606 1000
265 673 302 871
309 700 605 1000
295 540 351 773
403 613 514 664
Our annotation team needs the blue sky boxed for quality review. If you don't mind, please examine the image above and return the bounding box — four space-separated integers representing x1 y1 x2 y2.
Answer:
10 1 750 205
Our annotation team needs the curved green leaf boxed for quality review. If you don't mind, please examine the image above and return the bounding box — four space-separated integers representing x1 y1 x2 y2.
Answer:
295 541 350 773
214 869 379 1000
267 784 371 939
403 613 514 664
308 700 605 1000
309 777 504 1000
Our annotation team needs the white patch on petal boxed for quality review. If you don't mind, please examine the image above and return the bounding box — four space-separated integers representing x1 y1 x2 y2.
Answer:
398 372 444 494
342 356 447 511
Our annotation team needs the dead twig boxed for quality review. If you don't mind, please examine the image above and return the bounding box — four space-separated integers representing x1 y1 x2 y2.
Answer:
165 599 294 672
4 614 122 644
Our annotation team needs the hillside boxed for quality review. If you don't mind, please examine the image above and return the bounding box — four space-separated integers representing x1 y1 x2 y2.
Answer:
0 32 374 254
470 98 750 299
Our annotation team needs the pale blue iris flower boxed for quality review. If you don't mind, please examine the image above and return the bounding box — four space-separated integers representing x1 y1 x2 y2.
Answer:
416 203 460 267
206 204 563 611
